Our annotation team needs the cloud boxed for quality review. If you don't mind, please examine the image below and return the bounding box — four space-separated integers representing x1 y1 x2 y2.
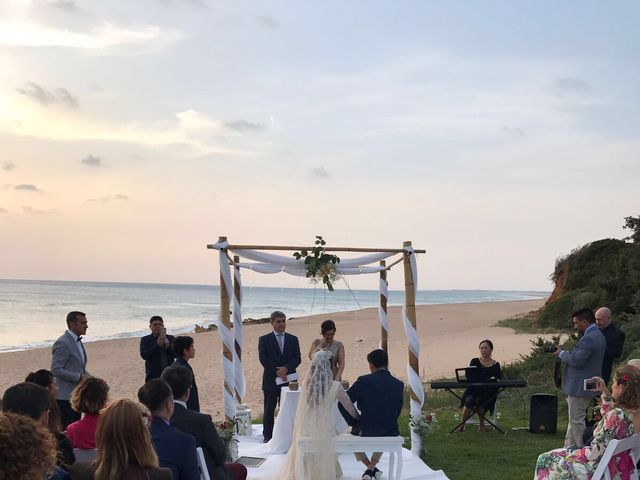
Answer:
257 15 279 29
0 20 187 54
22 205 55 215
554 77 590 96
501 126 526 138
2 161 16 171
224 119 264 133
14 184 43 193
0 207 8 214
87 194 129 203
46 0 78 11
81 155 102 167
310 167 331 179
16 82 79 109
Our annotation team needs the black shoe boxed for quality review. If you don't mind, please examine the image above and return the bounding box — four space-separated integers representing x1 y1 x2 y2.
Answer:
361 469 374 480
372 467 383 479
262 438 270 443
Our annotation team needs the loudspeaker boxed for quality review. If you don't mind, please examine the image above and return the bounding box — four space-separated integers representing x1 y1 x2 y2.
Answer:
530 393 558 434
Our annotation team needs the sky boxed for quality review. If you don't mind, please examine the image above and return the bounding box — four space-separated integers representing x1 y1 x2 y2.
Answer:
0 0 638 292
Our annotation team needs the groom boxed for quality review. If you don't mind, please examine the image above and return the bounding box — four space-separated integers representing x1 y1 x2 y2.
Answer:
258 310 301 443
340 349 404 480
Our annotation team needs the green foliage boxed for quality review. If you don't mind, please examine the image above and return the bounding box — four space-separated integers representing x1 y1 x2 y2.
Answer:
293 236 341 291
623 215 640 243
538 238 640 329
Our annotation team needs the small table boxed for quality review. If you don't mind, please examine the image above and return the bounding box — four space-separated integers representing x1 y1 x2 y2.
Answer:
430 379 527 435
266 387 349 453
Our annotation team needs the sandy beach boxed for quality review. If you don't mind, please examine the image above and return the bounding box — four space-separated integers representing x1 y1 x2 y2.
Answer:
1 299 550 417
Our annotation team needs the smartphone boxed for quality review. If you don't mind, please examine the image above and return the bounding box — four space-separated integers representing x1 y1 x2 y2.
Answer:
584 379 598 391
160 327 167 337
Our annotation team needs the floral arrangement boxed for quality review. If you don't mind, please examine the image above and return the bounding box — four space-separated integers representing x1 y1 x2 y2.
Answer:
409 413 437 437
293 236 341 291
215 417 239 461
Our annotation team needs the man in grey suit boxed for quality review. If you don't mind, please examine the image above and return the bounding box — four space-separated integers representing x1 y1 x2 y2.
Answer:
552 307 606 448
51 310 89 429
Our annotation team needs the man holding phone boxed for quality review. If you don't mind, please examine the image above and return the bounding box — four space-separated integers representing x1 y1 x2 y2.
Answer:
551 308 606 448
140 315 176 381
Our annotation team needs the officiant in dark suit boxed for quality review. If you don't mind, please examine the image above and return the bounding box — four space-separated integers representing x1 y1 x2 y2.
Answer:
258 311 301 443
140 316 175 381
51 310 90 429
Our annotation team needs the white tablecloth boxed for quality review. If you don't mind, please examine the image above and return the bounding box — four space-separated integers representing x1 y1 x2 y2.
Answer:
264 387 349 453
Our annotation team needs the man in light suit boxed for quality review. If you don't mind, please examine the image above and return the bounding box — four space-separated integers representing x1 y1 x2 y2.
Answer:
258 310 301 443
138 379 199 480
340 349 404 480
51 310 89 429
553 307 606 448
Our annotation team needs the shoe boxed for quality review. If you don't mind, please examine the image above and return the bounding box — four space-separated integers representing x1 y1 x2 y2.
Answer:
361 469 374 480
372 467 383 479
262 438 270 443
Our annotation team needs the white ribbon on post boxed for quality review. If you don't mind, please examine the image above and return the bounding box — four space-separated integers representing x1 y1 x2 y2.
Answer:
232 267 246 400
212 240 238 419
402 245 424 455
378 276 389 348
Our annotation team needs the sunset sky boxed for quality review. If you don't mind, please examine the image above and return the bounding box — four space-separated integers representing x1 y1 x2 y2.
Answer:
1 1 638 291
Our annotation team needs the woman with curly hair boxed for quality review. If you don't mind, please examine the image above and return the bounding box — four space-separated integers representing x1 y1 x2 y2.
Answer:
534 364 640 479
25 369 76 469
0 412 58 480
70 398 171 480
66 377 109 449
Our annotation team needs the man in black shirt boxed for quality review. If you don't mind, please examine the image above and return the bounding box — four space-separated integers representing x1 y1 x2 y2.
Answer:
596 306 625 384
140 316 175 381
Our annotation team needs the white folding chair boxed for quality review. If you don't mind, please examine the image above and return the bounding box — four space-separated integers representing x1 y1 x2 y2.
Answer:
592 434 640 480
72 448 98 462
196 447 211 480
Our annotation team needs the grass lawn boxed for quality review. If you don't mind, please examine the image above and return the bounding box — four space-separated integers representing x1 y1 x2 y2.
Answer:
404 387 571 480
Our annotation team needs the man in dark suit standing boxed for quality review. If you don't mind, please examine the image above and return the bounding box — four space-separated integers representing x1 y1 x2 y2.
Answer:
138 379 199 480
553 307 606 448
161 367 247 480
140 316 176 381
172 336 200 412
258 310 301 443
341 349 404 480
596 306 626 384
51 310 89 429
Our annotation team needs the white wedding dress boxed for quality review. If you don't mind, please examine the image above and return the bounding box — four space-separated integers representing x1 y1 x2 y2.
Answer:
276 350 359 480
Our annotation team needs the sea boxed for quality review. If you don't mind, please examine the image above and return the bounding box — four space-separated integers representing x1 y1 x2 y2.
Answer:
0 279 548 353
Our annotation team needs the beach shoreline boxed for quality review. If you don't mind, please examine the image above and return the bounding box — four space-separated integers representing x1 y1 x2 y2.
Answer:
1 299 550 417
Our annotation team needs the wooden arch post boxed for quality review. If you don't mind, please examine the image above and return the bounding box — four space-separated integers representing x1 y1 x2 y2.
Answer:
403 240 419 401
218 236 235 417
379 260 388 352
233 255 242 403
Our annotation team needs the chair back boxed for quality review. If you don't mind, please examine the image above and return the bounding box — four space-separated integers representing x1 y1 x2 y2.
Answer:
196 447 210 480
73 448 98 462
592 434 640 480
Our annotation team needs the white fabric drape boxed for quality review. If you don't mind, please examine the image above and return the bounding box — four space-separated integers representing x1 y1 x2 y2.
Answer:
402 246 425 455
230 249 395 270
212 240 238 419
378 276 389 348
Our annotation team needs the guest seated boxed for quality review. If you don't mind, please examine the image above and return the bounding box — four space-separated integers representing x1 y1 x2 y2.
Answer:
138 379 199 480
161 366 247 480
534 365 640 479
0 413 60 480
1 383 70 480
26 369 76 469
308 319 346 380
457 339 502 432
70 398 172 480
67 377 110 449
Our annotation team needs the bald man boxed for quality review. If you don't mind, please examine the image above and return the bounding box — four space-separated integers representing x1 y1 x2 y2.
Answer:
596 307 625 384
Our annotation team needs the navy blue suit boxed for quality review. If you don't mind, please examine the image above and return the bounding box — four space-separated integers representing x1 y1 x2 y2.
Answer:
258 331 301 441
342 369 404 437
173 358 200 412
140 334 176 381
149 417 199 480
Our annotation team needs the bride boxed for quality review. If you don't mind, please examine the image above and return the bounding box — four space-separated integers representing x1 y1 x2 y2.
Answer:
277 349 360 479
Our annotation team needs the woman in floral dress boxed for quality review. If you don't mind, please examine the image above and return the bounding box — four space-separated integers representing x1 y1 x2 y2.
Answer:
534 365 640 480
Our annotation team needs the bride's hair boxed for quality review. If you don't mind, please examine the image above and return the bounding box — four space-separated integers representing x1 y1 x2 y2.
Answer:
305 350 333 407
